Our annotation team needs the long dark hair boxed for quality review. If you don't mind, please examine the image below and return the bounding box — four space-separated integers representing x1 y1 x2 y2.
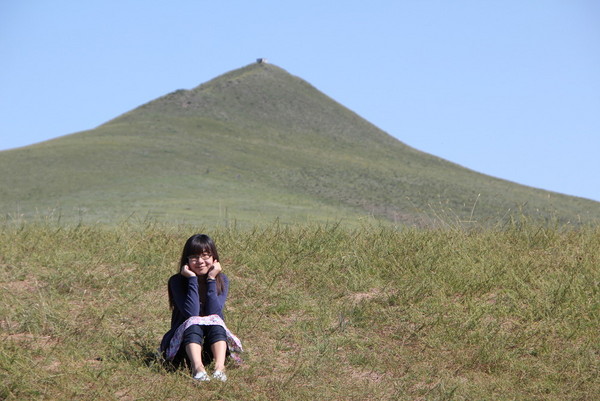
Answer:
168 234 225 310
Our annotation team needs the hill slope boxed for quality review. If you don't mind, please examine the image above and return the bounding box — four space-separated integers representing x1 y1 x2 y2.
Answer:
1 63 599 226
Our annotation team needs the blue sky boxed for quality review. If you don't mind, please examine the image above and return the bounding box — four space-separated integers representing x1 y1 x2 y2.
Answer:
1 1 599 201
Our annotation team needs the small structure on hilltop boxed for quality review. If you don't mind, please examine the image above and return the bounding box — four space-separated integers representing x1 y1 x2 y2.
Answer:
256 58 268 64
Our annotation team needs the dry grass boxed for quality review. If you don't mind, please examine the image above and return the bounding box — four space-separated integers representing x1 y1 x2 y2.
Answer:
1 220 599 400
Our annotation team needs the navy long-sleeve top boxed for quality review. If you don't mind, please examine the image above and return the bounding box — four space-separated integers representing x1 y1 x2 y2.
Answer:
160 273 229 352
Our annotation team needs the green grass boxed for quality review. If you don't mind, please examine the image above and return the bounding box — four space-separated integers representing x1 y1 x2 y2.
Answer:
1 219 598 400
2 63 600 226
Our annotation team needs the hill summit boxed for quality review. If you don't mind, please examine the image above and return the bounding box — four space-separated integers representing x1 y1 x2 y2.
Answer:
1 62 599 226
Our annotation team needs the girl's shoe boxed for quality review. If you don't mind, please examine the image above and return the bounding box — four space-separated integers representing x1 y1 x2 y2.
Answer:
212 370 227 382
193 371 210 382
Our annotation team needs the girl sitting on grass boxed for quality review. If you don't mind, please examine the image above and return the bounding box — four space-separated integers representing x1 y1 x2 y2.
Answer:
160 234 242 382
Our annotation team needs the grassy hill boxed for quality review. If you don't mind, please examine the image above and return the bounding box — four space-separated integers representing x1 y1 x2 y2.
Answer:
1 62 599 226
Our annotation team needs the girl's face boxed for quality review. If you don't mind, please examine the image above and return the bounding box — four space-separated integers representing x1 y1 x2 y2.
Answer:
187 252 214 275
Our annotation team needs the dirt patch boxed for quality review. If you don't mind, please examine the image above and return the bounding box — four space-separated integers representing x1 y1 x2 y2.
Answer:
114 389 135 401
348 288 382 304
4 332 58 348
45 360 62 372
2 278 43 293
350 368 386 383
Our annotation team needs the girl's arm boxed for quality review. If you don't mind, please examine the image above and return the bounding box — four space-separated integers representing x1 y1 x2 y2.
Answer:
169 274 200 318
204 274 229 317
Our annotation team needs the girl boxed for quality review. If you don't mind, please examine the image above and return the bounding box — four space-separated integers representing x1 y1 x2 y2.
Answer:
160 234 230 382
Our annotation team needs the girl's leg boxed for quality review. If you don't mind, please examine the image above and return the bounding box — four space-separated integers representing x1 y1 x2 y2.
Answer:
182 325 206 376
210 340 227 371
185 342 206 375
205 325 228 372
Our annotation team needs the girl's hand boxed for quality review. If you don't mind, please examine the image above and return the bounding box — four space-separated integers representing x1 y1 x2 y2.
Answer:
207 260 222 280
180 264 196 278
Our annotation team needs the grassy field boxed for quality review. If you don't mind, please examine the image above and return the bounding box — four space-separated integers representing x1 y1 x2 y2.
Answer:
1 218 598 400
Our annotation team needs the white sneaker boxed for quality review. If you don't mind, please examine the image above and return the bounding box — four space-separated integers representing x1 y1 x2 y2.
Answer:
193 371 210 382
212 370 227 382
